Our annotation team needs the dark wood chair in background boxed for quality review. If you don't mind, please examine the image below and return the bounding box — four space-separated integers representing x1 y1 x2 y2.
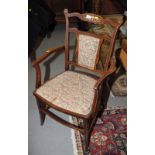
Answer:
32 9 122 154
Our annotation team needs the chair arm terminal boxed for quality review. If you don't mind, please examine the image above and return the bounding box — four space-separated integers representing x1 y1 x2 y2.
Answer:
32 45 65 67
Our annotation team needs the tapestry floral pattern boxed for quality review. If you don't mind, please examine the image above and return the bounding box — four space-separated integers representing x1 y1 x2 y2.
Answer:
78 34 100 70
36 71 97 115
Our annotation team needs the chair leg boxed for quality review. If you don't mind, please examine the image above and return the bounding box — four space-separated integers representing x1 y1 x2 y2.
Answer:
36 99 46 126
83 119 90 155
39 109 46 126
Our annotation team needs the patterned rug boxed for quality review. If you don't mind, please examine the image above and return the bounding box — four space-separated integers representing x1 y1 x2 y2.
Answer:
71 108 127 155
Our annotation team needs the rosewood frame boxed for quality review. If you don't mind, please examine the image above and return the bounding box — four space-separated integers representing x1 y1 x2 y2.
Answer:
32 9 122 154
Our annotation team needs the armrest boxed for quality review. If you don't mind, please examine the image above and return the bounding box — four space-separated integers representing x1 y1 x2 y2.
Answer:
94 59 116 90
32 45 65 67
32 45 65 89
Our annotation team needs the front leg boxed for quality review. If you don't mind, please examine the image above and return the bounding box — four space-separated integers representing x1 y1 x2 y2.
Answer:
35 98 46 125
83 119 90 155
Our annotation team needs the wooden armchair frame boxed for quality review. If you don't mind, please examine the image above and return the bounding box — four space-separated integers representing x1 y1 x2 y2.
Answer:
32 9 122 154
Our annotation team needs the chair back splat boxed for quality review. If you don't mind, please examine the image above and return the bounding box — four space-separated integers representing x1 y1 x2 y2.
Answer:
32 8 123 154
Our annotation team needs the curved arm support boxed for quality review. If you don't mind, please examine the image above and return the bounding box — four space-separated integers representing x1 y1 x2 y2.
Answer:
32 45 65 67
94 59 116 90
32 45 65 89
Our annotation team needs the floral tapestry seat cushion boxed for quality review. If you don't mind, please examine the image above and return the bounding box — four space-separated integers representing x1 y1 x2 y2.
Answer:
35 71 97 115
89 15 123 71
89 15 127 96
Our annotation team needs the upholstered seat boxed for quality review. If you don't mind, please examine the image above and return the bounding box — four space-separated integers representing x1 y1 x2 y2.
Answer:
35 71 97 115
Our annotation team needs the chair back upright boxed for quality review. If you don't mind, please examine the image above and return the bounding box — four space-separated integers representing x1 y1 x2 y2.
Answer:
64 9 122 74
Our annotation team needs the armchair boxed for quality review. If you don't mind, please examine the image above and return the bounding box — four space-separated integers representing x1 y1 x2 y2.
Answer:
32 9 122 154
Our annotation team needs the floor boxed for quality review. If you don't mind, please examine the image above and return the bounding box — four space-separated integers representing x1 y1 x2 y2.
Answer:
28 24 127 155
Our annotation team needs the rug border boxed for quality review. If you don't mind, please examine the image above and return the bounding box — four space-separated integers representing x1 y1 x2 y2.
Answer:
69 116 83 155
69 116 78 155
